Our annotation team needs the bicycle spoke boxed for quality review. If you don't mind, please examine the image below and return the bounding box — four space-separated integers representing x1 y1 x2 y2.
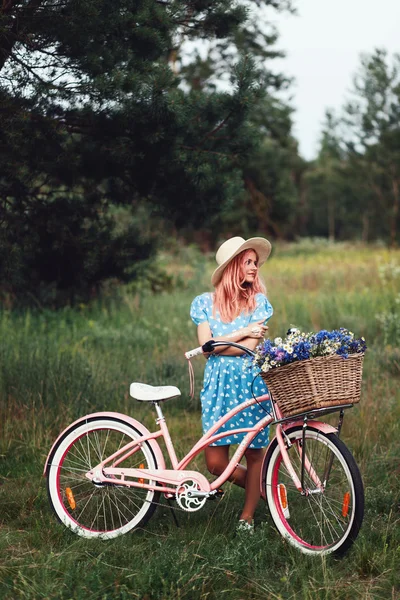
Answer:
49 420 160 536
89 494 103 531
86 430 103 465
107 492 115 531
108 488 138 522
317 495 347 530
75 488 98 523
59 460 90 473
113 483 151 513
102 492 108 532
265 427 362 554
110 487 124 529
60 479 90 492
68 443 91 468
311 495 339 544
93 430 104 463
305 494 330 546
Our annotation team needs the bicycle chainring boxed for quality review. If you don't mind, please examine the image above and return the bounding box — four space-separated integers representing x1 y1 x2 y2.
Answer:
175 480 207 512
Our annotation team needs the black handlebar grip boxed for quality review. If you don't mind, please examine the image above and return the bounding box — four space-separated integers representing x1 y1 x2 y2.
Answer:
202 339 215 353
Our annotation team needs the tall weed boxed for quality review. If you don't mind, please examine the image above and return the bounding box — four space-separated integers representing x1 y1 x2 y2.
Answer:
0 242 400 599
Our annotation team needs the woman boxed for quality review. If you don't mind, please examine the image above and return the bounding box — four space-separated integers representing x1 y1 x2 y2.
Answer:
190 236 273 533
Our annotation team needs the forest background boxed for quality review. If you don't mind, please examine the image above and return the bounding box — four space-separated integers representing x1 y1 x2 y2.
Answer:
1 0 400 305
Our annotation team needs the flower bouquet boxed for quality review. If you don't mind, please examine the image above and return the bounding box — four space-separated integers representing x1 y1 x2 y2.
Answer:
253 328 367 418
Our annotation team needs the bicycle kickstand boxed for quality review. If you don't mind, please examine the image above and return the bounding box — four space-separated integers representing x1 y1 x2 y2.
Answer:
166 496 180 528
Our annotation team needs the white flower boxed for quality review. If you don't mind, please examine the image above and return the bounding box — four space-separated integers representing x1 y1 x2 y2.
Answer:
274 337 282 345
288 327 300 336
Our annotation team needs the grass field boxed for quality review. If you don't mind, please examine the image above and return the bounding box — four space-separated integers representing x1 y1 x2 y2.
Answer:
1 241 400 599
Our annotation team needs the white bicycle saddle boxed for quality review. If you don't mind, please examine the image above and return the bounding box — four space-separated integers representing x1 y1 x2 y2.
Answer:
129 382 181 402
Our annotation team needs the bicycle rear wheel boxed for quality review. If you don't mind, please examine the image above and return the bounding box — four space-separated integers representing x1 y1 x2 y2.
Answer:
47 417 160 538
263 426 364 556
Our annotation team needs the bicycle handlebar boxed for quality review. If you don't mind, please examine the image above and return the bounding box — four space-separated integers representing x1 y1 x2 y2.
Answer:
185 340 256 359
184 346 204 359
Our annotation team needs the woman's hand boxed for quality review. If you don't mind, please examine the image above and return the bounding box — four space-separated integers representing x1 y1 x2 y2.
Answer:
245 320 268 339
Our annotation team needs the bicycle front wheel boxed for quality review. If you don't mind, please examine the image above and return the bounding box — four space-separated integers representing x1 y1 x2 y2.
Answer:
47 417 160 538
263 427 364 556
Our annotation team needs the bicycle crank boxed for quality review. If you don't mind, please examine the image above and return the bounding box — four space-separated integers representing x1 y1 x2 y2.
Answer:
175 480 209 512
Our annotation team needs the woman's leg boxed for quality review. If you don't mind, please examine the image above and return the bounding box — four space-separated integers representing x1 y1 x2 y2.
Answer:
204 446 247 488
239 448 265 523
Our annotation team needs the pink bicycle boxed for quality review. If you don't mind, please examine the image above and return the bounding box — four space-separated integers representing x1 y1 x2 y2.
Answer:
44 340 364 556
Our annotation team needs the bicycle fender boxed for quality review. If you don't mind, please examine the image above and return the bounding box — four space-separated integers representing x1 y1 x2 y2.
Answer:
43 411 166 476
281 420 337 435
259 420 338 498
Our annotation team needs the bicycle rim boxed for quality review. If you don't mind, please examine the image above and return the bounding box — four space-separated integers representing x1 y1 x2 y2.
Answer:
264 428 364 555
47 418 159 538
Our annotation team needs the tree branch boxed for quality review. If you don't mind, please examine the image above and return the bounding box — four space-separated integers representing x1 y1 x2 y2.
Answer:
180 145 238 159
198 111 234 144
10 50 55 86
0 0 44 71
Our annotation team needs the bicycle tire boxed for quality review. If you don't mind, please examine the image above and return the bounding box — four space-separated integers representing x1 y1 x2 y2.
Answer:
47 416 160 538
262 426 364 556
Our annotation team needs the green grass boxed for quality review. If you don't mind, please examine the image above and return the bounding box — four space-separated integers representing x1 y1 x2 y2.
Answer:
1 241 400 599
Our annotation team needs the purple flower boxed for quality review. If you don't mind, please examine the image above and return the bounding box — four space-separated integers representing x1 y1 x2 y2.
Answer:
253 327 367 371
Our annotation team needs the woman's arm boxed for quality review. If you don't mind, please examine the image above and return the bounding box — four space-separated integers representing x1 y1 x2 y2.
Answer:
214 336 265 356
196 321 267 356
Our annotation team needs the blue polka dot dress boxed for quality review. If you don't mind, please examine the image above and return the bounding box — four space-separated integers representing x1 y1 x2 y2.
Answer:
190 293 273 448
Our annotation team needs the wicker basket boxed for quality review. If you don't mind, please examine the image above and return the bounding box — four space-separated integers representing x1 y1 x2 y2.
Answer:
260 353 364 418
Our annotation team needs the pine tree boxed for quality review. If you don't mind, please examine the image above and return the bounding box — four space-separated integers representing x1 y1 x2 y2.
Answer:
176 0 298 240
343 49 400 245
0 0 292 303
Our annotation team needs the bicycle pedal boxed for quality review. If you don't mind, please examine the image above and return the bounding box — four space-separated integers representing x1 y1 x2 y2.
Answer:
210 488 224 500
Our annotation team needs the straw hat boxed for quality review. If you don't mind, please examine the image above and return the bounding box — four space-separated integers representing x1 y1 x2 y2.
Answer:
211 236 271 286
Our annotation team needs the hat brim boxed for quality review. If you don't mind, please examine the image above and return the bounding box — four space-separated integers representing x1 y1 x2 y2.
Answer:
211 237 271 287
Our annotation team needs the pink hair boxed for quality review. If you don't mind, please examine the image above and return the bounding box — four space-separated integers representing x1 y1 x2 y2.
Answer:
213 249 266 323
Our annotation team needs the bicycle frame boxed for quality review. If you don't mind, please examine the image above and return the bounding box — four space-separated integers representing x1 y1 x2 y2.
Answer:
45 334 364 554
82 393 337 497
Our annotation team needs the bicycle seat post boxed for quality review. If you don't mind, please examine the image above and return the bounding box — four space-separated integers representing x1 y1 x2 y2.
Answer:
153 402 165 422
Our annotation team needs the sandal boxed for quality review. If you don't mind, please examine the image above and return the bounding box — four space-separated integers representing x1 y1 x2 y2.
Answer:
236 519 254 535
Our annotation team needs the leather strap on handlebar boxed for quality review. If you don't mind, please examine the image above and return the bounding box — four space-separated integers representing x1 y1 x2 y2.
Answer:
187 358 195 400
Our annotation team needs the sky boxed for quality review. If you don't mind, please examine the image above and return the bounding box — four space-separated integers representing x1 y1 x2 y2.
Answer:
270 0 400 160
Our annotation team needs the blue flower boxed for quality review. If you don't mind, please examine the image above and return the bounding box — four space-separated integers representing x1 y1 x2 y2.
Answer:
253 327 367 371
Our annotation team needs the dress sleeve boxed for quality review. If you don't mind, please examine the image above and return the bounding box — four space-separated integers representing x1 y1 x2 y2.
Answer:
250 294 273 323
190 294 210 326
